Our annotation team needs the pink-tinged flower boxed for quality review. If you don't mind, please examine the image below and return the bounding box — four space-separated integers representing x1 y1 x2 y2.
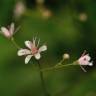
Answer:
17 37 47 64
0 23 15 38
14 1 26 19
78 54 93 66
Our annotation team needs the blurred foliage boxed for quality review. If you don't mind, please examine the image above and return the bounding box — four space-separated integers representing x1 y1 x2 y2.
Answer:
0 0 96 96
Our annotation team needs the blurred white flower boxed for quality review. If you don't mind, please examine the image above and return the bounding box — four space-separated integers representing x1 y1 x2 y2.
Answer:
42 9 52 19
79 13 88 22
14 1 26 19
0 23 15 39
78 54 93 66
17 37 47 64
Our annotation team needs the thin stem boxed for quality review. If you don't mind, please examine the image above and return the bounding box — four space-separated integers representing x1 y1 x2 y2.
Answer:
41 62 77 72
79 65 87 72
11 37 20 49
37 61 50 96
58 59 64 65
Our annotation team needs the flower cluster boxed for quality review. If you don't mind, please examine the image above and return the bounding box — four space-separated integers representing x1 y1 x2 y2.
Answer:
0 22 94 71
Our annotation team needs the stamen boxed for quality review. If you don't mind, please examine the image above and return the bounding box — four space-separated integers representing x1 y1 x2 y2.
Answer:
37 38 40 47
34 37 37 41
33 37 37 46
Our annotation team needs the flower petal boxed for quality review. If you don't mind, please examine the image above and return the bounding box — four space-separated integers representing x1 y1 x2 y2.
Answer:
34 53 41 60
17 49 31 56
85 55 91 61
38 45 47 52
10 23 14 35
25 55 33 64
88 62 93 66
1 27 11 38
25 41 32 49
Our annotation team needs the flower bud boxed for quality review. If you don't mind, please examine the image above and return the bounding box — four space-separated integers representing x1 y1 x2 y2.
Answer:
63 53 70 60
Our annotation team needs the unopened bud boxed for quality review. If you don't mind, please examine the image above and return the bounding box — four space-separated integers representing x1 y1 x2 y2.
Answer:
63 53 70 60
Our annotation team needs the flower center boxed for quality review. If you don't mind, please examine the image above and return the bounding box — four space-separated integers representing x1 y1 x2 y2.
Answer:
84 58 87 61
31 47 38 55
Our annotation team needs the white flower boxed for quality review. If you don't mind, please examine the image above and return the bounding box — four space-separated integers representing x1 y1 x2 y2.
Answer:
78 54 93 66
17 37 47 64
14 1 26 19
0 23 15 38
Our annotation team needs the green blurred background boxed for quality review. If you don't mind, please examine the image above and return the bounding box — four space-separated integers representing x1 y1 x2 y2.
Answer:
0 0 96 96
